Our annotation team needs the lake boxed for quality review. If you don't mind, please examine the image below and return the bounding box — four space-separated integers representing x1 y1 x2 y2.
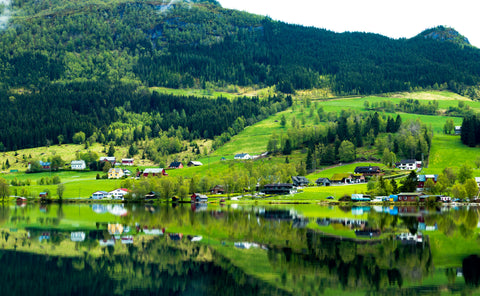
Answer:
0 202 479 295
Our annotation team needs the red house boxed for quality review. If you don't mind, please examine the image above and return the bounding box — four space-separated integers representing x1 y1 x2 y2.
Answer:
121 158 134 166
417 175 438 190
168 161 183 169
142 168 167 177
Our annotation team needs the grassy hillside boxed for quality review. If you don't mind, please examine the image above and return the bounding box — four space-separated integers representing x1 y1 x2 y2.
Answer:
424 134 480 174
2 90 480 200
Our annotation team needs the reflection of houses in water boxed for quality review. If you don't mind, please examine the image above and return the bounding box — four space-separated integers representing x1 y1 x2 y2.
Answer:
234 242 260 249
91 204 108 214
316 217 368 230
107 204 128 216
108 223 124 235
191 202 208 212
142 226 165 235
188 235 202 242
39 232 50 242
210 210 225 219
351 206 370 215
417 216 438 231
292 217 309 228
355 229 381 238
396 232 423 244
168 233 183 241
261 209 295 221
70 232 85 242
121 236 134 244
99 239 115 247
372 206 428 217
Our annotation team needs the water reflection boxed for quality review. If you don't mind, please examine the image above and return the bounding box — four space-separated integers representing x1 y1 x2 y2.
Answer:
0 203 479 295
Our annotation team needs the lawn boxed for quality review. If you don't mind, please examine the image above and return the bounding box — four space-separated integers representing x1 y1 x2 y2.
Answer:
294 184 369 200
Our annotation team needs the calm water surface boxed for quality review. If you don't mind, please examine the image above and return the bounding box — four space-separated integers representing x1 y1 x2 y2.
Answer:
1 202 480 295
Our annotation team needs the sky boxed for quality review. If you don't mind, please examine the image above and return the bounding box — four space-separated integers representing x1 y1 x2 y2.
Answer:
218 0 480 48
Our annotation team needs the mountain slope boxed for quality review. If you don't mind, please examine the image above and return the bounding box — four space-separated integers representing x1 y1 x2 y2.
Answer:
0 0 479 96
1 0 480 152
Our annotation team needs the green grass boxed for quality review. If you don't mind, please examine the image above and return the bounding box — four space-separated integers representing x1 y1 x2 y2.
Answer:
306 162 385 181
4 170 124 198
424 134 480 174
294 184 369 200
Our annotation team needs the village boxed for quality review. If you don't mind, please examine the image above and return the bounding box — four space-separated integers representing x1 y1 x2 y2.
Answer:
22 152 480 205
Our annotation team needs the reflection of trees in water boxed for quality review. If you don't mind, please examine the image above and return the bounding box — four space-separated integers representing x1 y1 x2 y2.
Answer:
463 255 480 287
0 237 289 296
265 232 433 293
425 208 479 238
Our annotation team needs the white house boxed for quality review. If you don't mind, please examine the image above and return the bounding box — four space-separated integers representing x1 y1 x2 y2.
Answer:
70 232 86 242
91 191 108 199
109 188 129 200
234 153 252 160
71 160 86 170
395 159 422 170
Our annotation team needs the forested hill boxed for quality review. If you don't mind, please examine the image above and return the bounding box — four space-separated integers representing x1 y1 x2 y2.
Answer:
0 0 479 97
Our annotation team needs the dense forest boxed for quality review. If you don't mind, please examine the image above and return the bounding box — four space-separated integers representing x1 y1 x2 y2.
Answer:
0 81 291 151
0 0 480 150
1 0 479 95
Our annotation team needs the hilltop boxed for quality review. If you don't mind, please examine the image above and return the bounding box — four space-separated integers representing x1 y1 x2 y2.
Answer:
417 26 470 46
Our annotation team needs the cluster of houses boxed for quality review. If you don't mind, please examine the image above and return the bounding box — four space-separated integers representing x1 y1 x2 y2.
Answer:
66 157 204 172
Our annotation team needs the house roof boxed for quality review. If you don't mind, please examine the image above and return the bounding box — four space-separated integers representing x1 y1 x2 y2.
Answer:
354 166 381 173
39 161 51 166
188 161 203 166
109 188 129 193
264 183 293 188
292 176 310 183
398 192 424 196
93 191 108 195
108 168 123 173
144 168 164 174
100 157 116 161
396 159 416 165
417 174 438 182
71 160 85 165
331 173 352 181
121 158 134 161
235 153 250 158
315 178 331 183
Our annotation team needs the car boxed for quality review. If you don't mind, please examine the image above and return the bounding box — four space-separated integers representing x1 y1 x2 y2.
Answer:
326 196 335 200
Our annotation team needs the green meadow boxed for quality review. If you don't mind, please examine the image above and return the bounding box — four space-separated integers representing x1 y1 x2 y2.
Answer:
424 134 480 174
